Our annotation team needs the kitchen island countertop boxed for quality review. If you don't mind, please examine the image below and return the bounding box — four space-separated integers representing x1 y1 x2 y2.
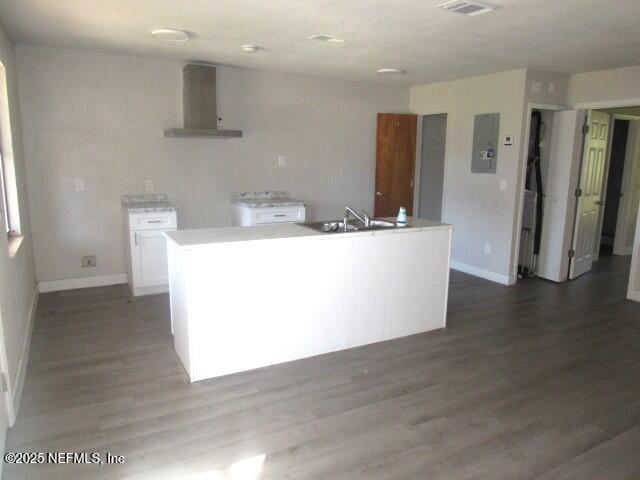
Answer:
165 217 450 247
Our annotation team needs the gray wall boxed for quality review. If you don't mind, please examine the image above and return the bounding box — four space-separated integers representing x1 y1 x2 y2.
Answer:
410 68 571 284
15 45 409 283
410 69 528 283
418 114 446 221
0 24 37 419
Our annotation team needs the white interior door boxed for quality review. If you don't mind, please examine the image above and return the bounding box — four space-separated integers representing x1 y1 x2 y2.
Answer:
570 111 610 279
614 120 640 255
535 109 585 282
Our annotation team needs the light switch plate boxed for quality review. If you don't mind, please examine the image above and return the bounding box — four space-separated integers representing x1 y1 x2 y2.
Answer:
278 155 286 167
75 178 85 191
145 179 154 192
500 179 507 191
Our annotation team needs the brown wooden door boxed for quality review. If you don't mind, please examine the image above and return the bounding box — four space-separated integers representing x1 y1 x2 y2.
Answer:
374 113 418 217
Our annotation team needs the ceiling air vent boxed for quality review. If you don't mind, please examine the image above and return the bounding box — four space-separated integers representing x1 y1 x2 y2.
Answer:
437 0 495 16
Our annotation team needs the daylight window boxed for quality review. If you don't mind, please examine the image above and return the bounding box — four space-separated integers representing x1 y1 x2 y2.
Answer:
0 61 23 252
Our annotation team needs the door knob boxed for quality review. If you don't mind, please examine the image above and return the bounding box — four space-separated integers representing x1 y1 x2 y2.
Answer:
594 200 604 206
376 191 384 197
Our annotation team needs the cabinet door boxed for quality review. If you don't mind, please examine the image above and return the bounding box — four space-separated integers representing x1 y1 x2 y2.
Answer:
131 230 172 287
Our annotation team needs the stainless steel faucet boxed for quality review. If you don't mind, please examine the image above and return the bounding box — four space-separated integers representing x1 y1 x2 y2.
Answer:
344 206 371 229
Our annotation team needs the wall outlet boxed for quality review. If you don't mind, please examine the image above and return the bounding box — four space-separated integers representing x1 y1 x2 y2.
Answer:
145 179 154 192
484 244 491 255
278 155 286 167
82 255 97 268
75 178 85 191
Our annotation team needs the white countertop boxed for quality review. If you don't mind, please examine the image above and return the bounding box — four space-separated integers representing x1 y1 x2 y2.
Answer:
231 198 305 208
124 202 177 213
230 190 304 208
122 193 177 213
165 217 451 248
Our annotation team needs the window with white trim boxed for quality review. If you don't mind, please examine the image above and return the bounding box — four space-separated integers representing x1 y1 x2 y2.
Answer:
0 61 22 243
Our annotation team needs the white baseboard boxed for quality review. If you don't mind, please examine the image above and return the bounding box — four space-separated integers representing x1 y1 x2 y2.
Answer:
7 288 38 426
133 284 168 297
628 289 640 303
38 273 128 293
450 261 514 286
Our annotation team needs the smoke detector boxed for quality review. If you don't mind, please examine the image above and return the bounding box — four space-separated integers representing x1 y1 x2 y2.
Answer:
377 68 405 75
151 28 191 42
437 0 495 16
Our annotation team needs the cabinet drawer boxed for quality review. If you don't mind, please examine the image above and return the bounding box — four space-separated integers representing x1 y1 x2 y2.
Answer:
129 212 177 231
250 206 305 224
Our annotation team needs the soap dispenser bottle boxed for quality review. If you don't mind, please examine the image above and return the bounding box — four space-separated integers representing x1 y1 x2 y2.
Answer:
396 207 407 227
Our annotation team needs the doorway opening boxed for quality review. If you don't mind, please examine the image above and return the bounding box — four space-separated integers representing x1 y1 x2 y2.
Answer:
416 114 447 222
596 107 640 260
515 104 640 285
517 108 556 279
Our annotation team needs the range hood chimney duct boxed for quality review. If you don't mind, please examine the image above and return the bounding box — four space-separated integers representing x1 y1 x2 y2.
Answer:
164 64 243 139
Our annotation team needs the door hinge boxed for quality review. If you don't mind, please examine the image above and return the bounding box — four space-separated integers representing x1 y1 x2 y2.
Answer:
568 249 575 258
575 188 582 197
582 124 590 135
1 373 7 392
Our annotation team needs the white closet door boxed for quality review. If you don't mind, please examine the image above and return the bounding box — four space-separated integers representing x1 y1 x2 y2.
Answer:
569 111 610 279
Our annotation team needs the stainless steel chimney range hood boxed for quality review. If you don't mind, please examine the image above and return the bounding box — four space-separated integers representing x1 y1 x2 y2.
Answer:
164 64 243 139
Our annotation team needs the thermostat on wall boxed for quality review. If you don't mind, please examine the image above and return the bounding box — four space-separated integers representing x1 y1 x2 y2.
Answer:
504 135 514 146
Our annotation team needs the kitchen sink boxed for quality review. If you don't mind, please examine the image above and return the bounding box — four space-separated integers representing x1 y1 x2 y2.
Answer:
301 218 401 233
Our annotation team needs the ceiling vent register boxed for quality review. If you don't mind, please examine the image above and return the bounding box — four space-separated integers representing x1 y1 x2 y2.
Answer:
437 0 495 16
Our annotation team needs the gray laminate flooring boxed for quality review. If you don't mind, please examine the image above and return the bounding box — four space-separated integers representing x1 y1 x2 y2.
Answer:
4 254 640 479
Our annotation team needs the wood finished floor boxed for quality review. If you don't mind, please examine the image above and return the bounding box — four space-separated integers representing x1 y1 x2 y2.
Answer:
4 254 640 479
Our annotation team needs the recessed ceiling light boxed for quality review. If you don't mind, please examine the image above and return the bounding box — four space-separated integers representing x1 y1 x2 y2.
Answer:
151 28 191 42
242 45 259 53
308 34 345 44
377 68 405 75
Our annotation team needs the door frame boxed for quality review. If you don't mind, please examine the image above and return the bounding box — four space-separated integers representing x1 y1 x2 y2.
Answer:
598 114 640 256
591 113 640 260
614 117 640 255
628 205 640 302
512 103 567 283
512 99 640 284
413 115 423 216
413 113 448 220
0 308 15 425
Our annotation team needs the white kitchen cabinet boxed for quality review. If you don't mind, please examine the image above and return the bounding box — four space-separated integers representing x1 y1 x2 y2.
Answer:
124 209 177 296
131 229 170 288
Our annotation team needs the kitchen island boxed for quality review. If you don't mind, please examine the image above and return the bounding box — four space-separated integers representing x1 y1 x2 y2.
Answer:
165 218 452 382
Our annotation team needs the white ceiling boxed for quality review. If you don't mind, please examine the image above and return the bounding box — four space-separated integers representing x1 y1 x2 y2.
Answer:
0 0 639 85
